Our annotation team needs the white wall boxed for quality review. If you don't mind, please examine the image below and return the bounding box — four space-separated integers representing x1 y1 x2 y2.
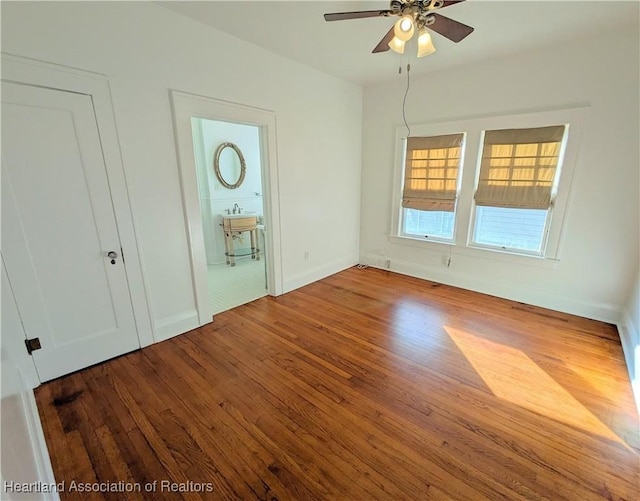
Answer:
1 1 362 339
193 118 263 264
360 23 639 323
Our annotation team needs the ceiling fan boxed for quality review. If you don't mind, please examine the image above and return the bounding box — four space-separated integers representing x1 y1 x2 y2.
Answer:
324 0 474 57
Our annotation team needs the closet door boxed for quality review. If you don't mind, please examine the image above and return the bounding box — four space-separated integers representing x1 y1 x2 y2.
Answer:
2 81 140 381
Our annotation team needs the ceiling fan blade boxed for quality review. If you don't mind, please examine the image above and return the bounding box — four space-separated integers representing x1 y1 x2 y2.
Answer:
428 12 474 42
372 26 395 53
324 10 391 22
440 0 467 8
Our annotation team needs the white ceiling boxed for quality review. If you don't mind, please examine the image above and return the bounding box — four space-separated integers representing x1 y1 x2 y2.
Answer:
159 1 639 86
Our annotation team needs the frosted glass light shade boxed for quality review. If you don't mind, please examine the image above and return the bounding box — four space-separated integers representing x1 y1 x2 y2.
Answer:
393 16 415 42
417 29 436 58
388 36 406 54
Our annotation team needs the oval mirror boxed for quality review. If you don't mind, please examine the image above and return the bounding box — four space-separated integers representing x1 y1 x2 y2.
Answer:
213 142 246 189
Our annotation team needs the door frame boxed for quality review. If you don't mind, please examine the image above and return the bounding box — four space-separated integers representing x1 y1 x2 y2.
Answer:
170 90 283 325
1 53 155 361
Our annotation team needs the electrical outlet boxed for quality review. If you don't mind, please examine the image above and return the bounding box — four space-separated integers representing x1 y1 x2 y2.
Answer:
385 259 391 269
304 251 310 261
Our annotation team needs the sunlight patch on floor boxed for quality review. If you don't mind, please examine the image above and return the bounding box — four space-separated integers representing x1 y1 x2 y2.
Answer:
390 299 445 348
568 362 640 424
444 326 631 450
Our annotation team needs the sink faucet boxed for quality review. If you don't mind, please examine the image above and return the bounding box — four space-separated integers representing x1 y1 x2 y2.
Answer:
232 203 240 214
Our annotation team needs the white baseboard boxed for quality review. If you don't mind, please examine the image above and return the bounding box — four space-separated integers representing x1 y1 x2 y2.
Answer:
23 389 61 501
362 252 639 411
617 308 640 413
360 253 621 323
154 310 200 342
153 255 357 342
632 380 640 415
0 361 59 500
283 256 359 293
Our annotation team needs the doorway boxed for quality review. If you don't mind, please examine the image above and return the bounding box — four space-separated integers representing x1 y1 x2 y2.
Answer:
191 118 267 314
170 91 283 326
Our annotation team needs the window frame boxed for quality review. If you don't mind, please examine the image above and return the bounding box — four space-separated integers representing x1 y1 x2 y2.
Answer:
468 205 553 256
398 133 466 243
390 107 588 261
400 208 457 242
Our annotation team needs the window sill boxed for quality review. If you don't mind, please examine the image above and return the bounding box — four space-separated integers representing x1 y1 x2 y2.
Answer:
388 235 559 270
398 234 454 246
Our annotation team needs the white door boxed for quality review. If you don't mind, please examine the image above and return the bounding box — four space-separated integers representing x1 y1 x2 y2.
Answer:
1 81 140 382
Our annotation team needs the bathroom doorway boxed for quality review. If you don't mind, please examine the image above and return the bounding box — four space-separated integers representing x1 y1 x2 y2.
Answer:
191 118 267 314
170 90 283 326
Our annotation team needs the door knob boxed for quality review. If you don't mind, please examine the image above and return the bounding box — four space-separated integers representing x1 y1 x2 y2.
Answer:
107 251 118 265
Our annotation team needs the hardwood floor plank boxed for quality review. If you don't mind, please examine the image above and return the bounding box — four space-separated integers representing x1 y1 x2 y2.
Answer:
136 349 291 501
212 314 528 494
35 267 639 500
193 332 394 499
63 430 106 501
80 370 177 500
109 373 202 501
211 332 428 499
158 333 333 500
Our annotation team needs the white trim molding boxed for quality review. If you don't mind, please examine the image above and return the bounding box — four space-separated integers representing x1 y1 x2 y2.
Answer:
1 53 155 347
618 307 640 413
390 106 589 261
0 349 60 500
169 90 283 326
360 252 622 324
154 310 200 343
283 256 358 294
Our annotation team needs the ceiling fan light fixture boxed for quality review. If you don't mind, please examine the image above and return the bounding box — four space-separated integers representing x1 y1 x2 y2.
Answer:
393 15 415 42
323 0 475 56
388 36 406 54
417 29 436 57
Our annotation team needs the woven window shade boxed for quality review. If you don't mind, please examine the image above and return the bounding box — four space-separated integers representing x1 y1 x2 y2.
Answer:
402 134 463 212
475 125 565 209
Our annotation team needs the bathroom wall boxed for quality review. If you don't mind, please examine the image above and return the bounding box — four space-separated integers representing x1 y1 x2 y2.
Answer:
193 118 263 265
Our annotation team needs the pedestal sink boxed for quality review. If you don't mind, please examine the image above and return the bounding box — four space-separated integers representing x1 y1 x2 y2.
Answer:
221 213 259 266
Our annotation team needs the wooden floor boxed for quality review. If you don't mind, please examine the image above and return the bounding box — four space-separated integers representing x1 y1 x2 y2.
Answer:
36 267 639 500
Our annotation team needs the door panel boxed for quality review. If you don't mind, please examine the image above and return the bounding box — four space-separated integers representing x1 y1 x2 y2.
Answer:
1 82 140 381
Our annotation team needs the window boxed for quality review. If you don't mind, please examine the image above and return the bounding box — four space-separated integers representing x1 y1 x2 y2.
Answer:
473 206 548 252
404 209 455 240
471 125 566 254
391 107 585 260
400 133 464 241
